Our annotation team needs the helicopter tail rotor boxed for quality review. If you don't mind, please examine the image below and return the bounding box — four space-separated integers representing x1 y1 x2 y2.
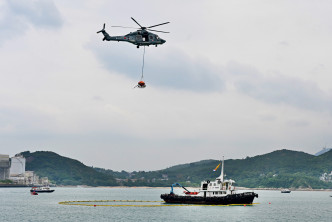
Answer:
97 23 106 33
97 23 111 41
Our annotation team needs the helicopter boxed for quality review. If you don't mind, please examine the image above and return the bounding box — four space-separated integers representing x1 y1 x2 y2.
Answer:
97 17 169 48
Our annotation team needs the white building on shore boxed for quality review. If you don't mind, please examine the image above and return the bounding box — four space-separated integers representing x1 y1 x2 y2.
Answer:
319 172 332 182
1 153 52 186
0 154 11 180
9 155 26 176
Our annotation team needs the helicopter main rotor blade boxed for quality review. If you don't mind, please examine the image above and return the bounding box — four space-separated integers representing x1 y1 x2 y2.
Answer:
148 22 170 29
111 26 137 29
131 17 143 28
147 29 170 33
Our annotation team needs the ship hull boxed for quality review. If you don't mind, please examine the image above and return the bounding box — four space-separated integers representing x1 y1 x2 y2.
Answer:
160 192 258 205
30 189 54 193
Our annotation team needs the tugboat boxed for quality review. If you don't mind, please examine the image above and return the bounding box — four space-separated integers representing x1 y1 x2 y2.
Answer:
160 157 258 205
30 186 55 193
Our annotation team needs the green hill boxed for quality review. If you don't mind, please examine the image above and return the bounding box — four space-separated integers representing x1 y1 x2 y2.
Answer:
96 149 332 189
21 151 116 186
21 149 332 188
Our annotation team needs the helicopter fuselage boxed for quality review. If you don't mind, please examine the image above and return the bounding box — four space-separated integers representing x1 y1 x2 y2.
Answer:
102 29 166 48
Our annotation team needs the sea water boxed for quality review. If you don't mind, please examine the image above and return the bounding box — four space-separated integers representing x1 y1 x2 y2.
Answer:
0 187 331 222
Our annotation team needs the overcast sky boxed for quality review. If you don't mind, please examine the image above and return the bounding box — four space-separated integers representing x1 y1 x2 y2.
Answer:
1 0 332 171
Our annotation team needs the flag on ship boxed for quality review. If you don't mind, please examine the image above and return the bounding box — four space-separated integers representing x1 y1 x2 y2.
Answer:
213 162 221 171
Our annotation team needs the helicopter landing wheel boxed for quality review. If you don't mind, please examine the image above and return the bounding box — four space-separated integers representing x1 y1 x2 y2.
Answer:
137 45 139 48
155 45 157 47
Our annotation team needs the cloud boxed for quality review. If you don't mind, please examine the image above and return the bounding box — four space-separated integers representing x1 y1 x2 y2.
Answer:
226 61 332 113
0 105 56 134
87 40 224 92
287 119 310 127
0 0 63 44
1 0 332 170
279 41 289 47
89 35 332 111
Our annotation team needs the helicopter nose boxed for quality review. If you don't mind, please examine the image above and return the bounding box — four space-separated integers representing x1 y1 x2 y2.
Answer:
161 39 166 44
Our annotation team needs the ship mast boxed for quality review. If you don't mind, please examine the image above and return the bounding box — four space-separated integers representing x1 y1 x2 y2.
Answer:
217 156 224 182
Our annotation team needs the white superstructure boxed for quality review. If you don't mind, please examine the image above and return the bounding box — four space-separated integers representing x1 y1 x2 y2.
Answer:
180 157 236 197
198 157 236 197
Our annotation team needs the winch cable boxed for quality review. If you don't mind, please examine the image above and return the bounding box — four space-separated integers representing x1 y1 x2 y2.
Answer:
140 46 145 81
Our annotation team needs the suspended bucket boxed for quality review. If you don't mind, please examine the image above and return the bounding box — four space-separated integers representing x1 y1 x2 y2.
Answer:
137 80 146 88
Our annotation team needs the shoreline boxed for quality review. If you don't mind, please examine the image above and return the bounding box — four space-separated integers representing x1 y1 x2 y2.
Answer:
2 184 331 191
236 187 332 192
76 185 332 191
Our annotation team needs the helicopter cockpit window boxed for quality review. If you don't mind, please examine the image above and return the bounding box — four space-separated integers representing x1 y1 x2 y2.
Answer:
156 36 160 40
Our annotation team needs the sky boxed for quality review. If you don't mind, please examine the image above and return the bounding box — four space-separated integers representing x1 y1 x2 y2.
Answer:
1 0 332 171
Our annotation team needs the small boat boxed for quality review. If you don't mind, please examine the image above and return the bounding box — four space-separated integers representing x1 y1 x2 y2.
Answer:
31 191 38 195
281 189 291 193
30 186 55 193
160 157 258 205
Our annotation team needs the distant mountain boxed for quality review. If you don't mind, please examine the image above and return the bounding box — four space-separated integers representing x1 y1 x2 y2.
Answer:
315 148 332 156
21 149 332 189
96 149 332 189
21 151 116 186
